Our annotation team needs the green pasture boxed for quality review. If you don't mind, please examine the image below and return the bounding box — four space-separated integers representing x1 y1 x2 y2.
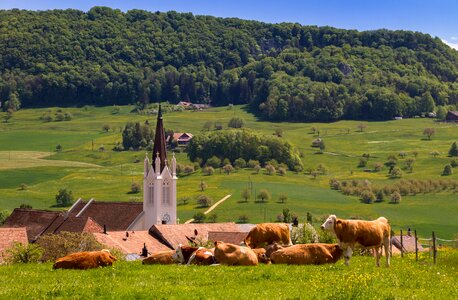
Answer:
0 250 457 299
0 106 457 238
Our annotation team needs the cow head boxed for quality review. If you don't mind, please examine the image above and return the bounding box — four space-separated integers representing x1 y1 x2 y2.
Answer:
172 244 185 263
321 215 337 232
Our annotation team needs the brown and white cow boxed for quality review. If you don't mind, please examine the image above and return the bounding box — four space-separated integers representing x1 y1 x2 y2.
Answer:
270 243 343 265
244 223 292 249
321 214 391 267
214 241 258 266
142 250 176 265
53 249 116 270
251 247 271 264
172 244 215 265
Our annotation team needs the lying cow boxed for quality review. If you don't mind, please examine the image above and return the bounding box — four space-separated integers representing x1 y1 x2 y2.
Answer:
214 241 258 266
251 248 271 264
53 249 116 270
172 244 215 265
321 214 391 267
264 242 291 258
270 243 343 265
142 250 176 265
244 223 292 249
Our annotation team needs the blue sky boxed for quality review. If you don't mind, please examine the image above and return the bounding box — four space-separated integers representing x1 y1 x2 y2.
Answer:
1 0 457 49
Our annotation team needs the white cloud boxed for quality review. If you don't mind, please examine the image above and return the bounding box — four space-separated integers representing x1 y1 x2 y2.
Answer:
442 39 458 50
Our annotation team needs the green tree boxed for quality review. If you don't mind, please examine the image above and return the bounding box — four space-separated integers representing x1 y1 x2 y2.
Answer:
3 92 21 112
436 106 447 121
278 193 288 204
448 142 458 157
206 156 221 168
199 180 207 192
227 117 245 128
55 188 74 207
423 128 435 140
442 164 453 176
0 210 11 225
241 188 251 202
197 194 212 207
257 189 271 203
192 212 206 223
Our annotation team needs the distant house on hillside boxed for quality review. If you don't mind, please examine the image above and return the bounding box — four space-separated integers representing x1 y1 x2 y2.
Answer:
176 102 211 110
169 132 193 146
446 111 458 122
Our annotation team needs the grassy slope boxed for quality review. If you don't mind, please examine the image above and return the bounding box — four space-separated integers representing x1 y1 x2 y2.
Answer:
0 251 457 299
0 105 457 238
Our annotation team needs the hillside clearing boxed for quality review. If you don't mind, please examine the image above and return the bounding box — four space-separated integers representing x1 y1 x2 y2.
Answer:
0 151 101 170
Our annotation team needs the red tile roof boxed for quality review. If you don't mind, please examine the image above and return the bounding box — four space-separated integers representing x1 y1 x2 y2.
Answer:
208 231 248 245
68 201 143 231
94 231 171 254
2 209 61 242
149 223 241 249
0 227 28 263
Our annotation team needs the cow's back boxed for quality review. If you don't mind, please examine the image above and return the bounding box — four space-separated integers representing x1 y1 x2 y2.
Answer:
214 242 258 266
245 223 291 248
335 219 389 248
143 250 175 265
271 244 342 265
53 251 115 269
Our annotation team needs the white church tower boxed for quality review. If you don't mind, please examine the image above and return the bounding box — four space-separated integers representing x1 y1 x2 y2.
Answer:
130 105 178 230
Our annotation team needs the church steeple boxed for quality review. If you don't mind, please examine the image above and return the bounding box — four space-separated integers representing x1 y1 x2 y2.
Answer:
152 104 167 173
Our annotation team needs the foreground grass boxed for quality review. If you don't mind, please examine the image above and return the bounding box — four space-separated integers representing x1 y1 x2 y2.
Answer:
0 250 457 299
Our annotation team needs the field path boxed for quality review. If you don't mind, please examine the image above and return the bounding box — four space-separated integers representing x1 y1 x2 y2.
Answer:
184 194 232 224
0 151 101 170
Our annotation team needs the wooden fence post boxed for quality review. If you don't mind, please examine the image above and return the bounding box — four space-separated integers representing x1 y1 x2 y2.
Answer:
432 231 437 265
415 230 418 261
400 229 403 258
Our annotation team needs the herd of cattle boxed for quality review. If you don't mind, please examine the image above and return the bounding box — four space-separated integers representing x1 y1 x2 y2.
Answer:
53 214 391 270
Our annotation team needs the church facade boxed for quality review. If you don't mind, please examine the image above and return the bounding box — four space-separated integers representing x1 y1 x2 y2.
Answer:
130 105 178 229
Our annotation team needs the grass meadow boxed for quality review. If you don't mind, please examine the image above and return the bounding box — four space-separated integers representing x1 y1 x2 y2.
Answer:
1 105 457 238
0 250 457 299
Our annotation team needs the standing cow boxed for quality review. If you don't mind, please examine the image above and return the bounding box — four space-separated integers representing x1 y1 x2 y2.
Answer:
321 214 391 267
244 223 292 249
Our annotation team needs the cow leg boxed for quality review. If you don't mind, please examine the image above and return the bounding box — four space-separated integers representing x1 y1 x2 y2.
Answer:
384 237 391 267
375 247 381 267
344 246 353 266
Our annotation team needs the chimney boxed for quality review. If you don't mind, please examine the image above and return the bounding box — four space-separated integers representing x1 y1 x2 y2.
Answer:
103 225 107 234
141 243 148 257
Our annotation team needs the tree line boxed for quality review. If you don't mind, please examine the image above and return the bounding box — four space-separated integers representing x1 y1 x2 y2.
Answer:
1 7 458 121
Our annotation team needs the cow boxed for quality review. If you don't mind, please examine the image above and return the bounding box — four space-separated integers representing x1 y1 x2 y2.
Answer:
264 242 291 258
270 243 343 265
53 249 116 270
172 244 215 265
142 250 176 265
214 241 258 266
251 248 271 264
244 223 292 249
321 214 391 267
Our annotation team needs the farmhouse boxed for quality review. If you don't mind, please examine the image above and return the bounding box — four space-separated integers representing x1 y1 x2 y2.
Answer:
169 132 193 146
446 111 458 122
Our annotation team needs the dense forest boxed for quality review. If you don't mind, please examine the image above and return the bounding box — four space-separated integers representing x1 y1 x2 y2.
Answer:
1 7 458 121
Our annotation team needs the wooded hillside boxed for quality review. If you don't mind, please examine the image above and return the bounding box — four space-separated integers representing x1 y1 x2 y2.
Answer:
1 7 458 121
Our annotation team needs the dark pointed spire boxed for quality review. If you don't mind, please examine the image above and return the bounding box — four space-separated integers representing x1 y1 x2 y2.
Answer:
152 104 167 172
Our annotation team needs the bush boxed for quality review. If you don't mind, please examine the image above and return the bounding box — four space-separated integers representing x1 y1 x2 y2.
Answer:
234 158 247 169
55 188 74 207
18 183 28 190
257 189 271 203
390 191 401 204
448 142 458 157
112 142 124 152
207 214 217 223
197 194 212 208
237 214 249 223
0 209 11 225
247 159 260 168
278 167 287 176
443 164 453 176
192 212 206 223
223 164 234 174
130 182 141 193
55 144 63 152
3 242 43 264
228 117 245 128
360 190 376 204
202 166 215 175
206 156 221 168
291 223 319 244
265 164 276 175
36 232 105 262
